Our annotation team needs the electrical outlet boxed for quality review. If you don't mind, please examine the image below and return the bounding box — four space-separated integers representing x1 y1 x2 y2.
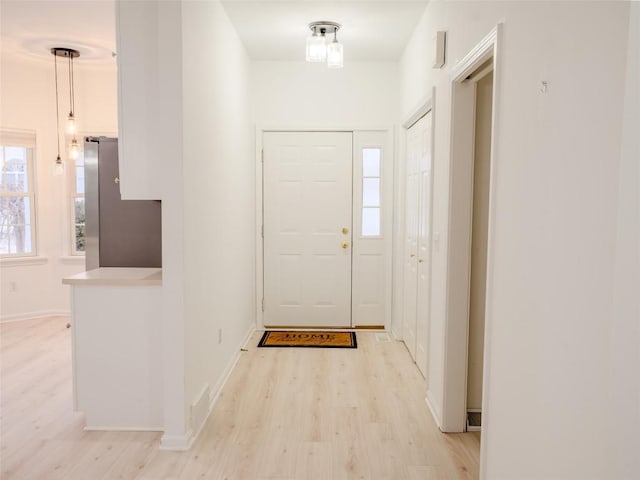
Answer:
218 328 222 344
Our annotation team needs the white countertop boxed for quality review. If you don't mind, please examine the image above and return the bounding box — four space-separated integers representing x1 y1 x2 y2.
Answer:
62 267 162 286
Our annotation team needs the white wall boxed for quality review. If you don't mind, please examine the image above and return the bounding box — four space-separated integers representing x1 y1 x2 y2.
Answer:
0 53 117 320
181 0 255 438
610 3 640 477
115 0 187 445
252 61 399 127
252 60 400 333
400 1 636 478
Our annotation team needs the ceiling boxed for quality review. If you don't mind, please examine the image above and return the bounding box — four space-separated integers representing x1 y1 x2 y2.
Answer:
0 0 116 63
0 0 427 64
221 1 429 61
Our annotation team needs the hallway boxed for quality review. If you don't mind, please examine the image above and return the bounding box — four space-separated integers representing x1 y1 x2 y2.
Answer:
0 317 479 479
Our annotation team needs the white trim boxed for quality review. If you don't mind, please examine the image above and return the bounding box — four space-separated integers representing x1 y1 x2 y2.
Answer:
159 432 194 451
451 27 499 82
255 126 264 329
479 23 503 480
425 391 442 429
0 255 48 267
159 322 255 451
402 96 434 129
84 425 163 432
0 128 36 147
208 323 256 409
0 310 69 323
441 22 502 454
391 124 407 340
260 124 392 133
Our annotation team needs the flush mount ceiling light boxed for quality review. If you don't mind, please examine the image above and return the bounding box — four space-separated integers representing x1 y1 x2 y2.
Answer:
306 21 343 68
51 47 80 176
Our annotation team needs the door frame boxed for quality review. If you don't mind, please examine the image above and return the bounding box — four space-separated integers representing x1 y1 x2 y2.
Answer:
255 125 394 331
441 23 502 445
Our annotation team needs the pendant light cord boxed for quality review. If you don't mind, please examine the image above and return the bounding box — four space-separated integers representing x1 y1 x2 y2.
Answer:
71 54 75 114
68 53 74 115
54 52 61 159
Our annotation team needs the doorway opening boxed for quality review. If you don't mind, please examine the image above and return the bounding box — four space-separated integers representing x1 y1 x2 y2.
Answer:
441 26 501 437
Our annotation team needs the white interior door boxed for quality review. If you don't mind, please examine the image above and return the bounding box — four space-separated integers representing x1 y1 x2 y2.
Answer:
263 131 353 327
415 112 433 377
403 119 421 359
403 113 432 376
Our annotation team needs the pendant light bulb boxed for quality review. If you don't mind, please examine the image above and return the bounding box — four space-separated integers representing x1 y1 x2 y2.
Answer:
306 25 327 62
69 138 80 160
67 112 77 135
327 31 343 69
54 155 65 176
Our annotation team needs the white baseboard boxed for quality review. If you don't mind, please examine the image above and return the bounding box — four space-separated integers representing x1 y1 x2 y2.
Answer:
84 425 163 432
426 389 443 430
208 322 256 411
159 431 194 451
159 322 256 451
0 310 70 323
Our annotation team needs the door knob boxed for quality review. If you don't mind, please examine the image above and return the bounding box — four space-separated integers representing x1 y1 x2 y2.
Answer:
342 227 349 235
418 258 424 263
342 242 349 249
410 254 416 258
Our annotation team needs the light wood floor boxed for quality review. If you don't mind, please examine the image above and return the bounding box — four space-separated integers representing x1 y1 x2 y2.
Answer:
1 317 480 479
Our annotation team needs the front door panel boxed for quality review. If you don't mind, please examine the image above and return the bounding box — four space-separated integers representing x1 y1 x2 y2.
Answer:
263 131 353 327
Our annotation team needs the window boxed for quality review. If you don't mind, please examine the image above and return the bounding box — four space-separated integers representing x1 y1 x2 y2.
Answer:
70 146 85 254
361 148 381 236
0 130 36 257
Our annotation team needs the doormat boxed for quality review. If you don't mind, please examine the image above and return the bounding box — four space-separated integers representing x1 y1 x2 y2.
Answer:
258 331 357 348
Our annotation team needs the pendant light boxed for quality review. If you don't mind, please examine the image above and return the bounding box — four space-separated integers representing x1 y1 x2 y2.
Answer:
327 29 344 69
51 47 80 176
306 22 342 68
306 25 327 62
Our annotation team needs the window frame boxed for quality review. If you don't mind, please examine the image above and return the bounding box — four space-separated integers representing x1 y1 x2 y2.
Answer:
0 130 38 258
68 137 86 256
360 146 383 238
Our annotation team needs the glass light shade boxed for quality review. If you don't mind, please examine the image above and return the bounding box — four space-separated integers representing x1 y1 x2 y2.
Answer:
54 157 65 176
327 41 343 68
69 138 80 160
306 34 327 62
67 113 77 135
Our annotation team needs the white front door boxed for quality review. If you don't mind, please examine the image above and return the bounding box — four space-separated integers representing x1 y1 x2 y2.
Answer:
263 131 353 327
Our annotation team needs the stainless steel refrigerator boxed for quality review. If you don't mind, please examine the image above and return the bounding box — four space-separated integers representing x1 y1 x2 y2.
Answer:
84 137 162 270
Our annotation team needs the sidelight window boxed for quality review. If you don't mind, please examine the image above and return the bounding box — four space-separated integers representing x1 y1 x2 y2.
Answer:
361 147 381 236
